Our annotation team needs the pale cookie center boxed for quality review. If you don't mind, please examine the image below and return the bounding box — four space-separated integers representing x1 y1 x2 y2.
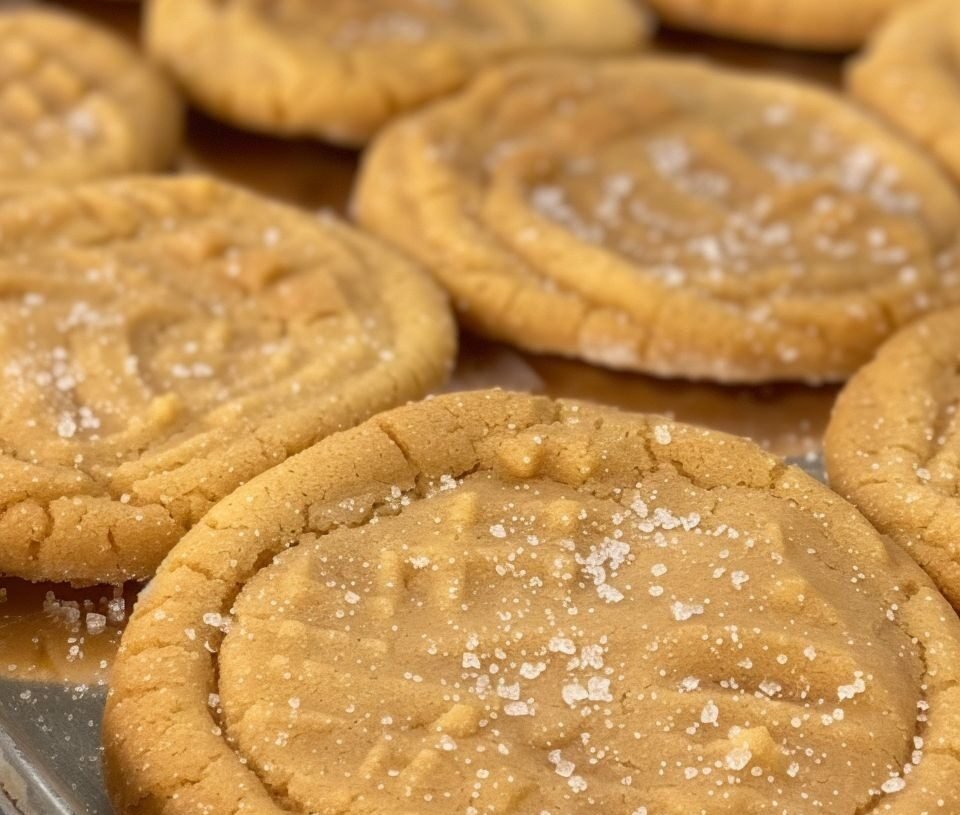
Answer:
219 469 923 814
484 90 935 304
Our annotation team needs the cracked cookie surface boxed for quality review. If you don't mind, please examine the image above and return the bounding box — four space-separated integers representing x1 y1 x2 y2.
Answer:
104 390 960 814
0 7 181 192
646 0 917 51
826 305 960 610
848 0 960 183
0 175 455 584
355 58 960 384
143 0 647 146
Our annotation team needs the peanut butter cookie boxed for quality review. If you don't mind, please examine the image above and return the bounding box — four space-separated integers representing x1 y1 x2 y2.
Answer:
143 0 648 146
0 176 455 585
826 305 960 609
105 390 960 815
0 7 182 191
647 0 916 51
356 58 960 383
849 0 960 182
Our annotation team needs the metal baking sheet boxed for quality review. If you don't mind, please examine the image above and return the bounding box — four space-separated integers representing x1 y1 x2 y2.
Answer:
0 682 109 815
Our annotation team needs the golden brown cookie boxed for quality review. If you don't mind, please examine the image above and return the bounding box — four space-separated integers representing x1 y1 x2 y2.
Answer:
0 175 455 585
825 305 960 609
143 0 648 146
356 58 960 384
848 0 960 183
0 7 182 191
646 0 917 51
104 390 960 815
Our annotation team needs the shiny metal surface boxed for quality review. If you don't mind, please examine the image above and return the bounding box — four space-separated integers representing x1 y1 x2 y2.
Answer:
0 683 110 815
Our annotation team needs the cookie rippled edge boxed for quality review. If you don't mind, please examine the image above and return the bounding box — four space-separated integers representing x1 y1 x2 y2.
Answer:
848 0 960 183
826 305 960 609
143 0 648 146
104 390 960 814
355 57 960 384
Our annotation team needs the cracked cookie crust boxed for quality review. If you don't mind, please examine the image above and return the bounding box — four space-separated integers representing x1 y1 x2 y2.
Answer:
143 0 648 146
826 305 960 610
0 7 182 192
645 0 916 51
0 175 455 585
355 58 960 384
104 390 960 814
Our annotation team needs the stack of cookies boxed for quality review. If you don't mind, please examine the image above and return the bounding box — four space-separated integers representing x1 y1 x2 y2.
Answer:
4 1 960 813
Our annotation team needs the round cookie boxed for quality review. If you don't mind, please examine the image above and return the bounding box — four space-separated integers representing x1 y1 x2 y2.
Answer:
0 7 182 191
825 305 960 609
646 0 916 51
143 0 648 146
105 389 960 815
355 58 960 384
0 175 455 585
848 0 960 183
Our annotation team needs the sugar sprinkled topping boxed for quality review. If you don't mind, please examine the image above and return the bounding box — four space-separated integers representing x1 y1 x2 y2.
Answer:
489 58 960 382
652 425 672 445
671 600 705 621
216 416 933 812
